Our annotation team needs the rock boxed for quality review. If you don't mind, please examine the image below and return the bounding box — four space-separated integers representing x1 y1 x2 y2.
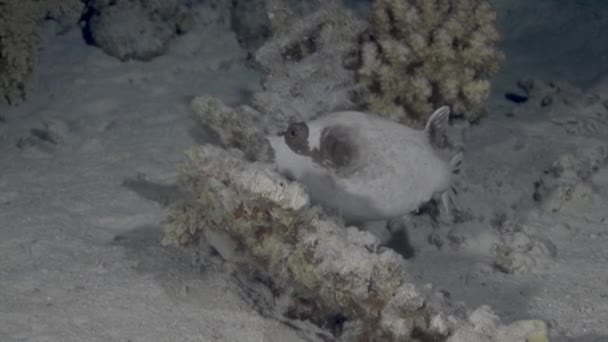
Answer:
88 1 174 61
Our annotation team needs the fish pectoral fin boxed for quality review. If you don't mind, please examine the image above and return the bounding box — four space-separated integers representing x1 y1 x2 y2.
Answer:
438 188 457 225
449 151 464 175
425 106 451 149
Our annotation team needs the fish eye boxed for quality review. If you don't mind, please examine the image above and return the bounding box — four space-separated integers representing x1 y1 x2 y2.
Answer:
289 128 297 136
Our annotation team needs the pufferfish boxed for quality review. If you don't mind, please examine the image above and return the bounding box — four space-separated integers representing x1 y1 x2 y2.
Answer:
266 106 463 225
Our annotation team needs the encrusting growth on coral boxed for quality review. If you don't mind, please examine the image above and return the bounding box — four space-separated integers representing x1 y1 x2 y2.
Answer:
0 0 83 104
190 95 275 162
356 0 505 127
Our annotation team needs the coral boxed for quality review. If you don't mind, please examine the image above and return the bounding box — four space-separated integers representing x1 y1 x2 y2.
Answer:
0 0 83 104
252 1 367 128
164 143 431 339
163 200 207 246
189 96 274 162
356 0 505 127
163 140 548 340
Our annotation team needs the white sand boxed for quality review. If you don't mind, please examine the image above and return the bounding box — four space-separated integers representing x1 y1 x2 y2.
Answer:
1 2 607 341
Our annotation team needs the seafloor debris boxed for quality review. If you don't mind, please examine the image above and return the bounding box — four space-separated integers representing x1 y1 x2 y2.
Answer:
515 79 608 136
534 144 608 222
493 222 557 275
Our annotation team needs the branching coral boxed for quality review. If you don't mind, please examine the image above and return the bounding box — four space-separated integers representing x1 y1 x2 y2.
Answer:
0 0 83 104
357 0 505 127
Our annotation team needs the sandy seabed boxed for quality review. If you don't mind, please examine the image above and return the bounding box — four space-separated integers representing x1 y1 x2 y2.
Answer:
1 1 608 341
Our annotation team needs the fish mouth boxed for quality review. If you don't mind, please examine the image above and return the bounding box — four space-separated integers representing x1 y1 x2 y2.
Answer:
268 135 309 160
